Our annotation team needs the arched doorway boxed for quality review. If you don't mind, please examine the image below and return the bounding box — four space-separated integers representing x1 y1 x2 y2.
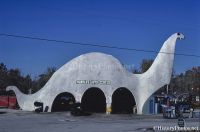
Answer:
51 92 75 112
81 87 106 113
112 88 136 114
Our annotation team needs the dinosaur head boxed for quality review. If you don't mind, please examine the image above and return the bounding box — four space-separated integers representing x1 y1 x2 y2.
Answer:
177 32 185 40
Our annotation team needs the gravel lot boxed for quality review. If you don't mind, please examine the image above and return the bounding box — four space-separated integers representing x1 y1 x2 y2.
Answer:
0 109 199 132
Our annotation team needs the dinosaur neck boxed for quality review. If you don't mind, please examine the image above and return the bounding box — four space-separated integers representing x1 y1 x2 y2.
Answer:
145 33 178 84
136 33 182 114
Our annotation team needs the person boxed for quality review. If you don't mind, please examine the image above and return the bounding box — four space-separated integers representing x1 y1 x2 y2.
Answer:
179 106 184 117
175 104 180 118
189 107 194 118
133 105 137 114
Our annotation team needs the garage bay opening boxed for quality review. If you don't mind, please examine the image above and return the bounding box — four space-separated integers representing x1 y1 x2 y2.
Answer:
51 92 75 112
81 87 106 113
112 87 136 114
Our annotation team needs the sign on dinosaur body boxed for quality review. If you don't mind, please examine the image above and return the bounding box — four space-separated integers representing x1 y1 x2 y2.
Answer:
76 80 111 85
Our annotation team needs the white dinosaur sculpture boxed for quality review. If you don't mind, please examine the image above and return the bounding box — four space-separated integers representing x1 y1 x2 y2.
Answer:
6 33 184 114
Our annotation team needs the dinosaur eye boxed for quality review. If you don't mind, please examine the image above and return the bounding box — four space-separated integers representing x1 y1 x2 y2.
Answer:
177 33 180 35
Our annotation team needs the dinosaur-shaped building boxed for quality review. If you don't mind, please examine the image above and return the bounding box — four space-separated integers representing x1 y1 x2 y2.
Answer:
6 33 184 114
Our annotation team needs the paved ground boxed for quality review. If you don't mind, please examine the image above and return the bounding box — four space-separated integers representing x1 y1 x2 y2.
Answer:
0 109 199 132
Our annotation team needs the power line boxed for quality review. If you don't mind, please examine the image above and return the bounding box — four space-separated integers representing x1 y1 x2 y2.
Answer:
0 33 200 58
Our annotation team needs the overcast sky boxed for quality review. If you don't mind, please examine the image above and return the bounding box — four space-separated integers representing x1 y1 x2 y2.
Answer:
0 0 199 78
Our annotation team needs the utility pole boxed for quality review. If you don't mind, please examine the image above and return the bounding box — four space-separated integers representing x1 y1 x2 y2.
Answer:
29 78 32 94
166 85 169 95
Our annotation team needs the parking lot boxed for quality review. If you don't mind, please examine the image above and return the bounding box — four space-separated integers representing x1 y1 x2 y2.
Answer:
0 109 199 132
